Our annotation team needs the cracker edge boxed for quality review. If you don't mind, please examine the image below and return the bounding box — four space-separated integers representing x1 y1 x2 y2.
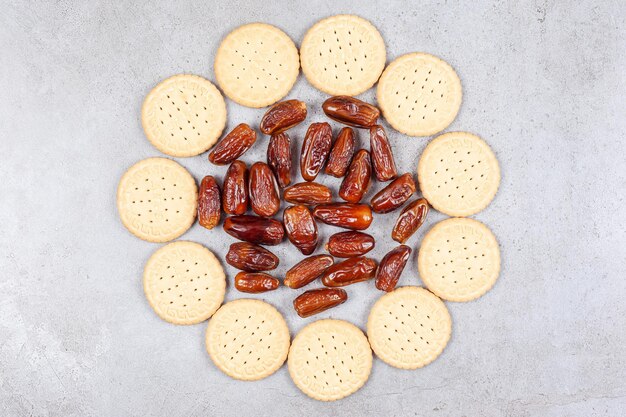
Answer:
417 131 501 217
417 218 501 302
376 52 462 137
214 22 300 108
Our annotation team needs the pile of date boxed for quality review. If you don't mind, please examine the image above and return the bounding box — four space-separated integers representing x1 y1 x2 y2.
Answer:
198 96 429 318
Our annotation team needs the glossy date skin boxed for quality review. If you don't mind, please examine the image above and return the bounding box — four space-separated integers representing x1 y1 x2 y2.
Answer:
375 245 411 292
198 175 221 230
370 173 416 213
249 162 280 217
293 288 347 318
391 198 429 243
208 123 256 165
260 99 307 135
223 215 285 245
325 127 355 178
234 272 280 293
369 125 398 181
267 132 292 188
326 231 375 258
300 122 333 181
339 149 372 203
283 205 318 255
283 182 332 205
225 242 279 272
284 255 334 289
313 203 373 230
322 96 380 128
222 160 248 215
322 256 378 287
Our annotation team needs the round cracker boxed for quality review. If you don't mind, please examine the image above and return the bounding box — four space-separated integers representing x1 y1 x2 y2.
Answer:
288 319 372 401
117 158 197 242
206 299 290 381
141 74 226 157
367 286 451 369
143 241 225 325
418 131 500 216
418 218 500 302
377 53 462 136
300 15 386 96
214 23 299 108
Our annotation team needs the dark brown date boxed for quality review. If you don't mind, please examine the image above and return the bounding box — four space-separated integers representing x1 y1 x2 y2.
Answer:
321 256 378 287
326 231 375 258
370 173 416 213
325 127 355 177
208 123 256 165
223 215 285 245
375 245 411 292
283 182 332 205
313 203 373 230
222 160 248 215
391 198 429 243
226 242 279 272
293 288 347 318
267 132 292 188
339 149 371 203
300 122 332 181
284 255 334 289
260 99 307 135
197 175 221 230
369 125 397 181
234 272 280 293
249 162 280 217
322 96 380 128
283 205 318 255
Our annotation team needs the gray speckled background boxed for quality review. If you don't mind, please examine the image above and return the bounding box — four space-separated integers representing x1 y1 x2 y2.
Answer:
1 1 625 416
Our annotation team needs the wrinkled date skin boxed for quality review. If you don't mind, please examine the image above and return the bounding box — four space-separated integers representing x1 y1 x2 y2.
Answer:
225 242 279 272
249 162 280 217
283 205 318 255
260 99 307 135
198 176 221 230
284 255 334 289
339 149 372 203
321 256 378 287
375 245 412 292
223 215 285 245
235 272 280 293
313 203 373 230
293 288 347 318
208 123 256 165
222 160 248 215
267 132 292 188
283 182 332 205
322 96 380 128
325 127 355 177
326 231 375 258
370 173 416 213
369 125 398 181
300 122 332 181
391 198 429 243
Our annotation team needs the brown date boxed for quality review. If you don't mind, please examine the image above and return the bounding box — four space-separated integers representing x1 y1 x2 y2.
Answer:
197 176 221 230
322 96 380 128
370 173 416 214
313 203 373 230
283 182 332 205
226 242 279 272
326 231 375 258
235 272 280 293
293 288 347 318
284 255 334 289
249 162 280 217
208 123 256 165
267 132 292 188
369 125 398 181
391 198 429 243
321 256 378 287
325 127 355 177
223 215 285 245
222 160 248 215
283 205 318 255
260 99 307 135
339 149 371 203
300 122 332 181
375 245 411 292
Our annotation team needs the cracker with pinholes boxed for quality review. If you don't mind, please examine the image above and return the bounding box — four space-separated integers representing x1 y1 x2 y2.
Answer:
300 15 386 96
288 319 372 402
143 241 225 325
377 53 462 136
418 218 501 302
367 286 451 369
206 299 290 381
418 131 500 217
142 74 226 157
117 158 197 242
214 23 300 108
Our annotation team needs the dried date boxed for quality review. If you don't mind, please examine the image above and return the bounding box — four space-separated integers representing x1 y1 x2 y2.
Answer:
197 175 221 230
300 122 332 181
293 288 347 318
370 173 416 213
326 231 375 258
322 96 380 128
321 256 378 287
284 182 332 205
325 127 355 177
222 160 248 215
226 242 279 272
284 255 334 289
249 162 280 217
223 215 284 245
208 123 256 165
391 198 429 243
339 149 371 203
283 205 318 255
369 125 397 181
375 245 411 292
313 203 373 230
260 99 307 135
234 272 280 293
267 132 292 188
